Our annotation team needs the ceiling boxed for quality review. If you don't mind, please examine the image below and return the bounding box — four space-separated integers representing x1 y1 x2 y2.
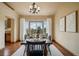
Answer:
7 2 60 16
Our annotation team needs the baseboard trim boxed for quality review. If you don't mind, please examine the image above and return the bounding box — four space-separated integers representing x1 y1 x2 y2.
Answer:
53 40 75 56
16 39 20 42
0 48 4 50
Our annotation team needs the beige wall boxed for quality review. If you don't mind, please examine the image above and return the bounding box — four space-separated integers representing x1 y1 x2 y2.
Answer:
0 3 19 43
20 17 25 41
51 15 55 40
54 3 79 55
13 17 19 42
21 15 48 20
0 14 5 49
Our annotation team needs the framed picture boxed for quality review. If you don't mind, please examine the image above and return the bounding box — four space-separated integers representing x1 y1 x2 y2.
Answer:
59 17 66 32
66 11 77 32
5 18 11 29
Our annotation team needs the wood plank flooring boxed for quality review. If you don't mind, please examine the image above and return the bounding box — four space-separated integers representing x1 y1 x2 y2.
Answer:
0 41 74 56
0 42 20 56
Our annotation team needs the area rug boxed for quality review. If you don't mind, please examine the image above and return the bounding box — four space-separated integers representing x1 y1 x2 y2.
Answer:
12 44 63 56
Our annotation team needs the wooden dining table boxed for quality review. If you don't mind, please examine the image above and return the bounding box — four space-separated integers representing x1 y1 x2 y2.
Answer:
21 38 52 56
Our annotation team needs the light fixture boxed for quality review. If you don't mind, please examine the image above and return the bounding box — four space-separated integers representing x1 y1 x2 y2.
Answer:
29 2 40 14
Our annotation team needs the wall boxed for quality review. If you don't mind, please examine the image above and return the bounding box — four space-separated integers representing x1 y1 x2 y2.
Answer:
21 15 48 20
0 14 5 49
50 15 55 40
0 3 19 43
20 18 26 41
47 18 53 39
54 3 79 55
13 17 19 42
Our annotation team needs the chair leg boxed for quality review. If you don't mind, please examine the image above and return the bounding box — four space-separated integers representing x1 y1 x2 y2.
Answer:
48 45 51 56
44 45 47 56
23 48 26 56
23 46 27 56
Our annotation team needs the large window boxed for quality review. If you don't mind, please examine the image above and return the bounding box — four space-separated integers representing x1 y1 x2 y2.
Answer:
25 21 48 38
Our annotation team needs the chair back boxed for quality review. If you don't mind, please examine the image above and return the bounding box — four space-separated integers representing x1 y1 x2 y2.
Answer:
26 40 46 56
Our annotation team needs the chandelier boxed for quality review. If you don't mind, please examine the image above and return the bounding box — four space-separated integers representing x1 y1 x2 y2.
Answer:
29 2 40 14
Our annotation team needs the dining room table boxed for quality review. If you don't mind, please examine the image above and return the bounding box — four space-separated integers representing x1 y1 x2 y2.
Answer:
21 38 52 56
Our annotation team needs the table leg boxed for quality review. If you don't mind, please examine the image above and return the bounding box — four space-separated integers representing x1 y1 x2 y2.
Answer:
44 45 47 56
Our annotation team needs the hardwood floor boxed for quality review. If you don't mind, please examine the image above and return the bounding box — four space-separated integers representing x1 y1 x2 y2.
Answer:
0 42 21 56
0 41 74 56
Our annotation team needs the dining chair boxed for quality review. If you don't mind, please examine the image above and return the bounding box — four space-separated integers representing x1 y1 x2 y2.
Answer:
26 40 46 56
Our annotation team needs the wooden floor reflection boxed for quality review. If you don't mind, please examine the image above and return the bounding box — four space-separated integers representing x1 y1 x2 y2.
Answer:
0 41 74 56
0 42 20 56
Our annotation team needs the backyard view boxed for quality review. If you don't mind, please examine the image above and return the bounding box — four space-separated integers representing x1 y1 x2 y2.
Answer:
25 21 48 39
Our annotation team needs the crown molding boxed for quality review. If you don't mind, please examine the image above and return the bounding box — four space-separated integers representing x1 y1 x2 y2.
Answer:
3 2 15 11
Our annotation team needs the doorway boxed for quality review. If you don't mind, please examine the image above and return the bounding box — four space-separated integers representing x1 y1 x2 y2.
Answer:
5 17 14 45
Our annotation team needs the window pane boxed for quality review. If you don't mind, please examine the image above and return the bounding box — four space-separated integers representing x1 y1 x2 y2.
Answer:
30 22 37 29
36 22 42 29
44 21 47 33
26 21 48 38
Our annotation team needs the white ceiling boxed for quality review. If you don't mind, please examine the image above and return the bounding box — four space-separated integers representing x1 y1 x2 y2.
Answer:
7 2 60 16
